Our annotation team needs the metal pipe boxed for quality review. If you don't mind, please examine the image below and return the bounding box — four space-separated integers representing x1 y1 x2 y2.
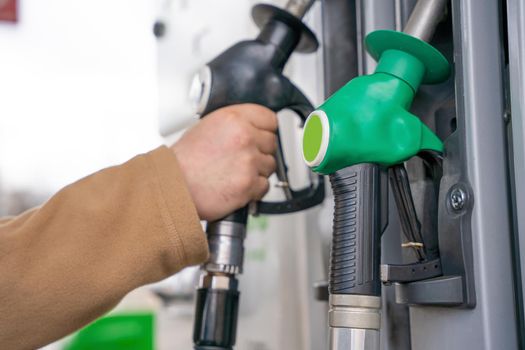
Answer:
329 328 380 349
285 0 315 19
403 0 447 42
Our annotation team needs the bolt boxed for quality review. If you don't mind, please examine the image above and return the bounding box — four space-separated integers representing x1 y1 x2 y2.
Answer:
449 187 466 211
503 110 511 124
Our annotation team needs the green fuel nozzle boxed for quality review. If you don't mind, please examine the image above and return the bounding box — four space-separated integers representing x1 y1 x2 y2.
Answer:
302 30 450 174
303 16 451 350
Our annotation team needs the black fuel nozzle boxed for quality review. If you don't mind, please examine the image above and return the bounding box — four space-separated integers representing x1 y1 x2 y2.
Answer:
191 3 322 349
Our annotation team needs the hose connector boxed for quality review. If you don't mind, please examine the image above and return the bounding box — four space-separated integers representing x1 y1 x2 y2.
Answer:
329 295 381 350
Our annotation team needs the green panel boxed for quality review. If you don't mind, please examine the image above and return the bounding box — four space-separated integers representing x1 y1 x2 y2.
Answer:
64 313 155 350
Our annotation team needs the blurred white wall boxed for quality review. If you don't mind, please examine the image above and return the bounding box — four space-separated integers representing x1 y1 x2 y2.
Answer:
0 0 161 195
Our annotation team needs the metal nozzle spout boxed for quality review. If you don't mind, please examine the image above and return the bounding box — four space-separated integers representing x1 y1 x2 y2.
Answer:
284 0 315 19
403 0 447 42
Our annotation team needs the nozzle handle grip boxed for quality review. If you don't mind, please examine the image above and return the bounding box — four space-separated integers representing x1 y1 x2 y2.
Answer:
329 164 387 296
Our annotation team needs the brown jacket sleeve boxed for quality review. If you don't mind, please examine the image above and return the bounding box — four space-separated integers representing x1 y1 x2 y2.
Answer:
0 146 209 350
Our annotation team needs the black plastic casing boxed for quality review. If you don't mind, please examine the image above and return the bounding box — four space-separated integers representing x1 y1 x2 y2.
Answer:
193 288 240 350
329 164 388 296
201 9 315 119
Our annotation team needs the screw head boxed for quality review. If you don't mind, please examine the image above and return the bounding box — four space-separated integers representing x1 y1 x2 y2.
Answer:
504 110 511 124
449 187 467 211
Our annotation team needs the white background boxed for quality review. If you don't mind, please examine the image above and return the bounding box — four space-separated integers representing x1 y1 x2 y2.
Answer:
0 0 161 196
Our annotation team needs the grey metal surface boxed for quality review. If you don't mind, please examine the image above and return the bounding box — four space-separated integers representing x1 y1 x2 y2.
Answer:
505 0 525 346
395 276 463 306
409 0 519 349
395 0 417 32
329 295 382 330
403 0 447 42
355 0 396 75
434 134 476 308
285 0 315 19
205 221 246 274
320 0 358 97
329 328 380 350
199 274 238 290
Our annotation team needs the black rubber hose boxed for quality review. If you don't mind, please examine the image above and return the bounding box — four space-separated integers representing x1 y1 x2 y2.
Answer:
329 164 383 296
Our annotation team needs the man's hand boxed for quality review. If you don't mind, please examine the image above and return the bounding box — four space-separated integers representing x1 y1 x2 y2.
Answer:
171 104 278 221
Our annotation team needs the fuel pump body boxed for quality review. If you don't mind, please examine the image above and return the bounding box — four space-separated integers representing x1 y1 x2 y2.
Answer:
316 0 521 349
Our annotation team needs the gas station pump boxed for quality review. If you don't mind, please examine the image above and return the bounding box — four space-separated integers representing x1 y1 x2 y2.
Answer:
156 0 524 348
308 0 522 348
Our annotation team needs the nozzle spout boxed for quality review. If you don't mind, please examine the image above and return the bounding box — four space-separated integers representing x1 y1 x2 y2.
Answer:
285 0 315 19
403 0 447 43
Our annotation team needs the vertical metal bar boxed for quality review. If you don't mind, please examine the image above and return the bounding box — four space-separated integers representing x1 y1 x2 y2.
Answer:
504 0 525 346
356 0 396 74
285 0 315 19
320 0 358 97
403 0 447 41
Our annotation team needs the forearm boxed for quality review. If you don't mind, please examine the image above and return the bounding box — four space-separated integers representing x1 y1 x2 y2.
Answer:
0 146 208 349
